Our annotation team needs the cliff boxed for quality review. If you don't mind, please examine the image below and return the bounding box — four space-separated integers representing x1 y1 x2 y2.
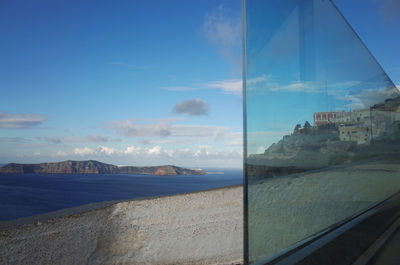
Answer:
0 160 206 176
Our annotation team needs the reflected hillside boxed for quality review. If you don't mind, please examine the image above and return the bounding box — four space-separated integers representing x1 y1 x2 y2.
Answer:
247 95 400 179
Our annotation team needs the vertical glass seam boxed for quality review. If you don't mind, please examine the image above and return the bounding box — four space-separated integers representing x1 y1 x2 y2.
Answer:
242 0 249 264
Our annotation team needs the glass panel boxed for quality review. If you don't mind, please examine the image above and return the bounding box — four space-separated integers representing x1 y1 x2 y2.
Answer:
244 0 400 263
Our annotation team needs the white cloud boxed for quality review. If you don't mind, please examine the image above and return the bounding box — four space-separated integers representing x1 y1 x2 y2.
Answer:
97 146 117 155
270 82 318 93
348 87 400 109
74 147 95 156
147 145 162 155
54 151 68 157
162 79 242 96
194 145 212 157
245 75 400 110
206 79 242 95
124 146 141 155
201 4 241 59
246 75 320 93
0 111 47 129
247 75 268 86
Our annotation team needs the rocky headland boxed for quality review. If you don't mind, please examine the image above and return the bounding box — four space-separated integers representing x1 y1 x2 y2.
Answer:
0 160 206 176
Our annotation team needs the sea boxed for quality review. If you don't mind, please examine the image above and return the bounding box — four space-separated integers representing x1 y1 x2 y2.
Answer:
0 169 242 222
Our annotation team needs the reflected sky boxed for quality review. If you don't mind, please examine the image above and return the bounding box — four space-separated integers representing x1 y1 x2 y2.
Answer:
245 0 399 154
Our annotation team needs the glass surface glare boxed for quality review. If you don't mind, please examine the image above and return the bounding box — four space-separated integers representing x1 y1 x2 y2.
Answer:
244 0 400 263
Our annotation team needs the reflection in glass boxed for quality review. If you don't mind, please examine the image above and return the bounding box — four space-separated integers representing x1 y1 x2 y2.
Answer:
243 0 400 263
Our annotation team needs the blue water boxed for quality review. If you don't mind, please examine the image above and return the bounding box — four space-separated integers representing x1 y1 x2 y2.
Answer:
0 169 242 222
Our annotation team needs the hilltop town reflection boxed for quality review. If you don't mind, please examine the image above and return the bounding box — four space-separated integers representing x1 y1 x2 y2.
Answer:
247 96 400 180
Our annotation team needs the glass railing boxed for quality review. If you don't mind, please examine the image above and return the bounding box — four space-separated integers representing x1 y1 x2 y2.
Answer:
243 0 400 263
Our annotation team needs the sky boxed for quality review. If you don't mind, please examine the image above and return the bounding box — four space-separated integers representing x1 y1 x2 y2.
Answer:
0 0 399 168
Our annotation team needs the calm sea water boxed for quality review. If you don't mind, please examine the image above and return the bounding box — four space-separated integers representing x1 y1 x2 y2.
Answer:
0 169 242 222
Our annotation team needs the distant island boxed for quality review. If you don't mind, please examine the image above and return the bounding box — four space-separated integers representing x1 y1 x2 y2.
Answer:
0 160 206 176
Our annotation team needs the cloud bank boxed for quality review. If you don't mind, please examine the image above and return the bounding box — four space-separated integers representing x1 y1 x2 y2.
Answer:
111 118 232 141
45 134 109 144
64 144 242 168
0 111 47 129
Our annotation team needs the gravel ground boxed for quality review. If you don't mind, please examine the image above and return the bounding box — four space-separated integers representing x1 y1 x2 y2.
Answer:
0 186 243 265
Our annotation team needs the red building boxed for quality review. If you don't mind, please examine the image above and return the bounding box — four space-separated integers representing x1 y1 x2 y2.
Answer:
314 112 338 126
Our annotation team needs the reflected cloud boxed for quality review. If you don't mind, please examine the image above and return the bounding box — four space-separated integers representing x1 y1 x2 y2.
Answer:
247 73 399 110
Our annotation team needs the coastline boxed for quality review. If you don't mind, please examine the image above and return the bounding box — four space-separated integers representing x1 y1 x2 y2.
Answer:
0 171 242 223
0 184 242 231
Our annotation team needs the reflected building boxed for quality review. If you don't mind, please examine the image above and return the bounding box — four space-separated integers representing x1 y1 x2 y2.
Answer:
243 0 400 264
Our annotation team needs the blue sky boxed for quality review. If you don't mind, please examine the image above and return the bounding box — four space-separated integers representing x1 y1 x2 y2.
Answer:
0 0 399 168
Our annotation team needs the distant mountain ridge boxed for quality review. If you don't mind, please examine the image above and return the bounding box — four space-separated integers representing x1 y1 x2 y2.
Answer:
0 160 206 176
